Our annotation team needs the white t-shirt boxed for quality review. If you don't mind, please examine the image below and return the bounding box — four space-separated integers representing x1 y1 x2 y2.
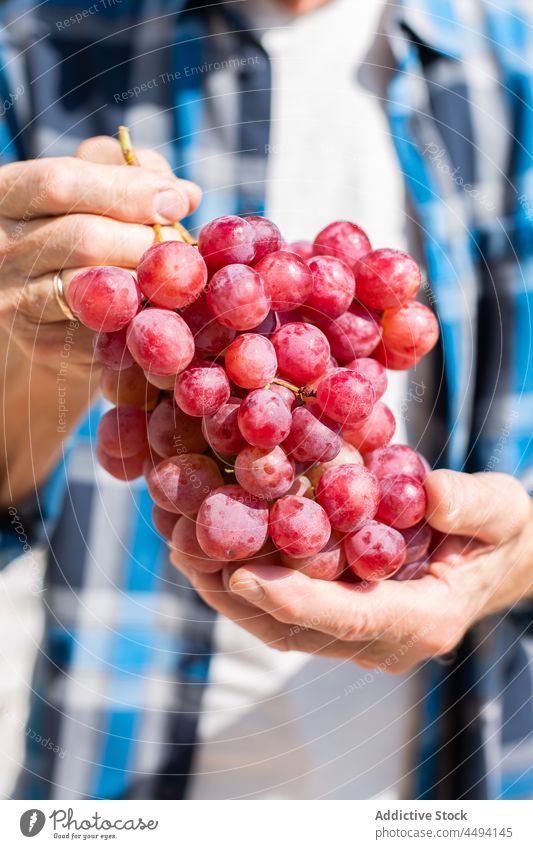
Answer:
188 0 421 800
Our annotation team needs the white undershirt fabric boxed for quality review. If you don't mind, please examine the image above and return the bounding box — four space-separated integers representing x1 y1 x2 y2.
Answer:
188 0 421 800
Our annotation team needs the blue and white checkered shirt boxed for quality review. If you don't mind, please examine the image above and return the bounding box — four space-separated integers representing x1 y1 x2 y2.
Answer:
0 0 532 799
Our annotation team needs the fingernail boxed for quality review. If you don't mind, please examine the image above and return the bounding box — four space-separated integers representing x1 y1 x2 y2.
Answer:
155 189 187 221
231 576 265 603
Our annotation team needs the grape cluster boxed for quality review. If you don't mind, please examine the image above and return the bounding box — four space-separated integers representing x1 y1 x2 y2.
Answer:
70 215 440 585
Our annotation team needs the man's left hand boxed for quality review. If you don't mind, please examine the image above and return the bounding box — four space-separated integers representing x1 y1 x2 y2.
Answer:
170 471 533 672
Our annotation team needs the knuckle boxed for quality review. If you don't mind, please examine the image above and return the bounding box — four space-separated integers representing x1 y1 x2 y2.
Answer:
136 148 173 174
507 486 531 536
270 634 291 652
39 158 77 208
70 216 109 265
0 294 13 325
275 601 302 626
0 160 20 190
354 657 378 670
0 235 12 265
75 136 116 161
426 624 462 657
338 609 371 642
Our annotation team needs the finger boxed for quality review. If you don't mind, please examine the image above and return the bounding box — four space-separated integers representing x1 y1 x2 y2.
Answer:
0 268 106 326
75 136 124 164
174 560 375 658
0 157 199 223
229 565 438 643
4 214 183 277
0 274 97 367
75 136 202 208
178 565 297 651
425 470 531 544
76 136 173 172
430 532 495 565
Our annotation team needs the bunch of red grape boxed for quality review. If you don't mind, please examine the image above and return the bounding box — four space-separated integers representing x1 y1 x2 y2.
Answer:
69 216 440 586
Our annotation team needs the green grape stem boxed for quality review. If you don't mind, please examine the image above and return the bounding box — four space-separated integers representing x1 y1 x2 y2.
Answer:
271 377 317 401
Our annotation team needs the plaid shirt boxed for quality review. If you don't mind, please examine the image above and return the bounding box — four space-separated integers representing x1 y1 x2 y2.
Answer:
0 0 532 799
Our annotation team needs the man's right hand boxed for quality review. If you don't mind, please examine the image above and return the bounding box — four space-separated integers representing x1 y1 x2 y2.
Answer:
0 136 201 369
0 137 201 504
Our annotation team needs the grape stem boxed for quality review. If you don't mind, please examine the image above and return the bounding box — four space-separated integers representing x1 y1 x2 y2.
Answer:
271 377 317 400
117 125 198 247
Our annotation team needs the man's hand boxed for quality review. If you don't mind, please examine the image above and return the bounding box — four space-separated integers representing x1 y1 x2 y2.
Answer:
0 136 201 504
0 135 200 367
171 471 533 671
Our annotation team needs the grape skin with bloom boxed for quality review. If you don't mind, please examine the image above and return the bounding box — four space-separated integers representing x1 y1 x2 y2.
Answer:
81 215 438 585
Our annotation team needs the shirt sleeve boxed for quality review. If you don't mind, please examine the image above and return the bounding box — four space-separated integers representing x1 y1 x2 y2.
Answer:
0 457 68 570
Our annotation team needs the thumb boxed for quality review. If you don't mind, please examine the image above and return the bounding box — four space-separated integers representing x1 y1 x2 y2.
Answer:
425 469 531 544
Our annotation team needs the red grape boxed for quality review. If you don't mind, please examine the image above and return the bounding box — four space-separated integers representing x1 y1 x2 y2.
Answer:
137 240 207 309
100 363 159 410
181 294 236 356
305 256 355 319
96 444 147 480
171 515 228 573
400 520 432 563
235 445 295 499
97 405 148 458
345 521 406 581
283 403 342 463
196 485 269 560
307 442 363 489
392 559 430 581
148 397 207 457
346 357 387 399
322 303 381 363
280 530 346 580
269 382 297 410
143 449 165 478
146 454 223 515
381 301 439 361
152 504 178 540
206 264 271 330
144 372 176 390
247 310 280 337
67 266 141 332
313 221 371 269
202 397 246 456
354 248 421 310
364 444 428 483
126 308 194 376
254 250 313 311
316 367 375 425
376 474 427 529
221 544 283 601
174 360 230 417
246 215 282 260
237 388 292 449
224 334 277 388
198 215 256 273
288 239 314 260
94 327 135 370
316 463 379 532
340 570 379 592
271 322 330 385
269 495 331 558
372 340 420 370
343 401 396 453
